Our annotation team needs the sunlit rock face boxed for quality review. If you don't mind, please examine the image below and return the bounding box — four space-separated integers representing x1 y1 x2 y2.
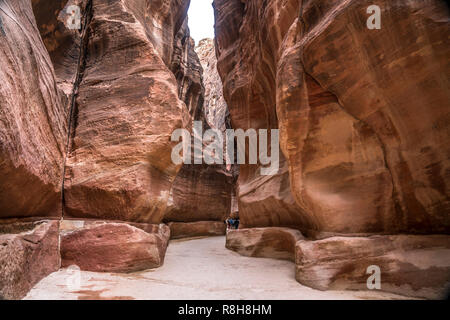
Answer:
29 0 194 223
214 0 450 235
0 0 67 219
171 18 204 123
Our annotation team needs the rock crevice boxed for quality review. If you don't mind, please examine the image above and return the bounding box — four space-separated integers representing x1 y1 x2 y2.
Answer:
61 0 93 218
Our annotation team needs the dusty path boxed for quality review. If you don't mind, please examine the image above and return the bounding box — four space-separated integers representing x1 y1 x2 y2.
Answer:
25 236 410 300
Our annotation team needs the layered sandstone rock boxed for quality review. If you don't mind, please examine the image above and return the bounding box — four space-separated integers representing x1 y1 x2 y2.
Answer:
214 0 450 234
280 0 450 234
214 0 450 298
61 222 170 273
0 0 67 219
195 38 230 132
226 227 304 261
213 0 312 232
171 18 204 121
165 164 233 223
295 235 450 299
56 0 191 223
31 0 86 97
0 221 60 299
164 33 234 225
168 221 226 239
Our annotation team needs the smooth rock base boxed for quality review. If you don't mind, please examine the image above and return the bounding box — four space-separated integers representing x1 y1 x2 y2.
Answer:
226 227 304 261
295 235 450 299
0 220 60 299
61 222 170 273
168 221 226 239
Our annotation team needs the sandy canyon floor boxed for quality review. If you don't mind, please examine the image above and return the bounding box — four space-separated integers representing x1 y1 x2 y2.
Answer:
25 236 412 300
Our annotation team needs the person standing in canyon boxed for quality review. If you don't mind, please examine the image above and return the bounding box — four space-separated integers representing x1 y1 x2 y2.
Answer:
226 212 240 230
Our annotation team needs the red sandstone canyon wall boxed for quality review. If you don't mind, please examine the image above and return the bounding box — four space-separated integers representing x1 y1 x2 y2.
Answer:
214 0 450 235
0 0 67 219
164 38 234 225
1 0 449 300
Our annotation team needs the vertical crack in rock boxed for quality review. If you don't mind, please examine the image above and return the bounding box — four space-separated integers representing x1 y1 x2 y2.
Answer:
61 0 93 218
0 14 5 36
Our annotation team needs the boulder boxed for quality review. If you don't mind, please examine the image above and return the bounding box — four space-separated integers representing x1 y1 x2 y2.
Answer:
226 227 304 261
0 220 60 300
295 235 450 299
60 222 170 273
168 221 226 239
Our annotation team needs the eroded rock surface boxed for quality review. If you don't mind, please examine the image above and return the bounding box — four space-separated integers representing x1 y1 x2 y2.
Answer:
168 221 226 239
61 222 170 273
0 0 67 219
226 227 304 261
214 0 450 298
31 0 86 97
195 38 229 132
164 33 234 225
0 221 60 299
165 164 233 223
295 235 450 299
61 0 192 223
214 0 450 234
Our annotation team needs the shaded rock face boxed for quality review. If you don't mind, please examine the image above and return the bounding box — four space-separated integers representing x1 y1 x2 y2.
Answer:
226 227 304 262
171 18 204 122
214 0 450 235
295 235 450 299
31 0 85 97
165 164 233 222
213 0 310 232
0 221 60 300
168 221 226 239
61 222 170 273
195 38 229 132
0 0 67 219
164 33 234 224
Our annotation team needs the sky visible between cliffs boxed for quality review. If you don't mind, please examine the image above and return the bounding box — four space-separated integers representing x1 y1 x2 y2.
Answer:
188 0 215 44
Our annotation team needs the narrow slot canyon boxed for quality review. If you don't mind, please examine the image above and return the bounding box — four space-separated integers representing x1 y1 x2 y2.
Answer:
0 0 449 301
